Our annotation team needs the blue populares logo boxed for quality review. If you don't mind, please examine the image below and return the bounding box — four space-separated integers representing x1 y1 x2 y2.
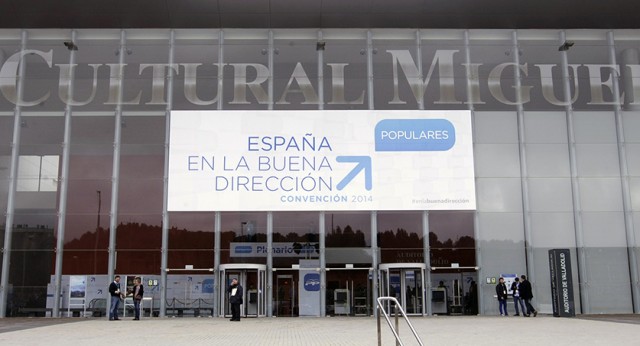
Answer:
202 279 214 293
235 245 253 254
375 119 455 151
304 273 320 292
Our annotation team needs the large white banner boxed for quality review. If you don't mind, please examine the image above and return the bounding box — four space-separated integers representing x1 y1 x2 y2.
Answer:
168 110 475 211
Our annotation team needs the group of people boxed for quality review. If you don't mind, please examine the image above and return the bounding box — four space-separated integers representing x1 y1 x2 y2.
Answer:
495 275 537 317
107 275 244 322
108 275 145 321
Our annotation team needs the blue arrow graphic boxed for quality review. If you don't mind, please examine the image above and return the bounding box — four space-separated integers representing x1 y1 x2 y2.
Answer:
336 156 372 191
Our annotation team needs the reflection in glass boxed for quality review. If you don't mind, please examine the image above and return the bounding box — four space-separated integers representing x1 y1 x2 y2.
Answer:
220 212 268 264
429 211 475 267
377 212 422 264
168 212 215 269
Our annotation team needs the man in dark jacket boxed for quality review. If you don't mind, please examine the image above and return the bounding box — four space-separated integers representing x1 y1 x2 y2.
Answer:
228 278 243 321
511 277 526 316
495 277 508 316
519 275 537 317
108 275 122 320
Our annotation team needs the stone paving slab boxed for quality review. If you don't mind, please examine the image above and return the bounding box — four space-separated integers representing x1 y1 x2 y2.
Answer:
0 315 639 346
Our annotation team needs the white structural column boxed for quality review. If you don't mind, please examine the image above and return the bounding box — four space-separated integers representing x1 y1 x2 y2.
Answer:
422 210 430 316
607 31 640 313
464 30 484 315
213 30 225 317
511 31 535 290
107 30 127 315
53 29 78 317
160 29 176 318
266 30 275 317
0 30 28 318
559 30 589 313
366 30 379 317
213 211 221 316
416 30 432 316
317 30 327 317
266 211 273 316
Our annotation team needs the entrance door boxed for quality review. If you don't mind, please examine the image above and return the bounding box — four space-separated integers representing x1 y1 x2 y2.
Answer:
379 263 426 316
275 274 296 316
219 264 266 318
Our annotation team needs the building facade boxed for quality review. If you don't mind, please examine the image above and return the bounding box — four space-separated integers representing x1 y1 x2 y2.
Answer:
1 28 639 318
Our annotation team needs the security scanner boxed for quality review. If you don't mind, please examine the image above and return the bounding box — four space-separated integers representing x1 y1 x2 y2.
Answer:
334 289 350 315
247 289 258 315
431 288 447 315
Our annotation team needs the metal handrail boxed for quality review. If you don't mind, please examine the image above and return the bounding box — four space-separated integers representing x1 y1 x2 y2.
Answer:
376 297 424 346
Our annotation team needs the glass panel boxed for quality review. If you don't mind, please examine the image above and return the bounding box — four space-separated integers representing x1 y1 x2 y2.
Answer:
272 211 319 268
622 112 640 143
21 40 68 113
0 115 12 221
64 115 115 275
475 178 523 212
70 34 121 112
0 39 21 112
418 38 467 110
8 212 56 316
579 178 624 212
473 112 519 144
9 114 62 316
530 212 576 247
323 31 367 110
474 144 521 178
116 115 163 267
121 36 170 114
326 212 371 267
468 36 517 112
518 38 566 111
223 31 269 109
528 178 574 212
525 144 571 178
274 33 318 110
429 211 475 268
564 34 611 111
377 212 421 264
167 212 214 269
632 178 640 211
627 144 640 177
524 111 568 144
582 212 626 247
219 212 267 264
173 35 220 110
374 37 420 110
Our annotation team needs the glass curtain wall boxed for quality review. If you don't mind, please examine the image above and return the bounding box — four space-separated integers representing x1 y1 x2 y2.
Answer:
2 28 640 317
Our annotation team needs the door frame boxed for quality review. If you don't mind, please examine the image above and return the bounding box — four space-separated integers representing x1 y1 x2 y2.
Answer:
379 263 427 316
219 263 267 318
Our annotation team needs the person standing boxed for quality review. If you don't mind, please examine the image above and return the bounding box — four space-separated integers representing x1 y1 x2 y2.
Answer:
495 277 508 316
108 275 122 321
511 277 526 316
228 278 243 321
519 275 537 317
132 277 144 320
468 280 478 315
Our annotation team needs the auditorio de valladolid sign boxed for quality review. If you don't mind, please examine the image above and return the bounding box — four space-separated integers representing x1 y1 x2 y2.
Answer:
167 110 475 211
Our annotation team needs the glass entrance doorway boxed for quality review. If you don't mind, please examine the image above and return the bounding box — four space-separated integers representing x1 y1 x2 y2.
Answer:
379 263 426 316
274 273 296 316
219 264 267 318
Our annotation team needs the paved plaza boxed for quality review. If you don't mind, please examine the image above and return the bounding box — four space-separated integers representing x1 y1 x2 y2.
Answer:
1 315 639 345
